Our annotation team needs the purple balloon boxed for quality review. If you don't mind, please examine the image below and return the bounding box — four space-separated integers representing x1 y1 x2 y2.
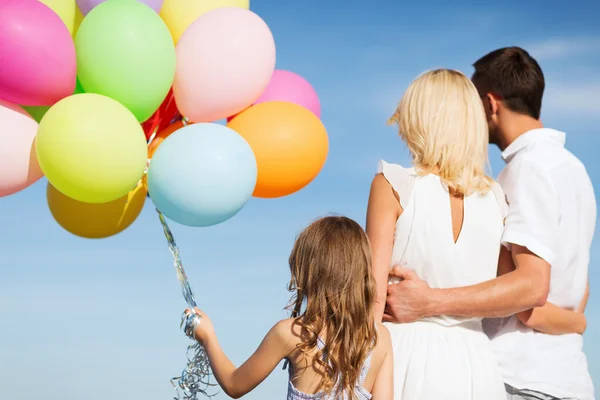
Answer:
77 0 164 15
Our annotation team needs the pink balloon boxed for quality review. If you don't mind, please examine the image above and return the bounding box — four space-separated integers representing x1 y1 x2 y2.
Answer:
0 0 76 106
0 99 44 197
174 7 276 122
228 70 321 121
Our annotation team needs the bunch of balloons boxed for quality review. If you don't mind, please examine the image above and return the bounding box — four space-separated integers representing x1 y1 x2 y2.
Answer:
0 0 329 238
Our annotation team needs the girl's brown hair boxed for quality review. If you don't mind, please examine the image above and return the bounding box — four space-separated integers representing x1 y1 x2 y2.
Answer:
287 216 377 398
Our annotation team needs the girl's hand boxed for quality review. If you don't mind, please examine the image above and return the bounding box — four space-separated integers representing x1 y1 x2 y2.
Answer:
184 308 215 344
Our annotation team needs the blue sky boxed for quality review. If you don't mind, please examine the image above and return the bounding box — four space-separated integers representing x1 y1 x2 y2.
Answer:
1 0 599 399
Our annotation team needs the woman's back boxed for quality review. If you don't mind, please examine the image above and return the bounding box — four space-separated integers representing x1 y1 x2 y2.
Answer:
378 160 506 400
367 69 507 399
382 161 506 326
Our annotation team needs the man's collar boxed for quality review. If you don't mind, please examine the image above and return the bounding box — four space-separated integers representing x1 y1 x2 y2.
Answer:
501 128 566 162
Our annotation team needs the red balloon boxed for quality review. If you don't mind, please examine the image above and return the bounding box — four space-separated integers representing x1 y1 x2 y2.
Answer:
142 89 181 141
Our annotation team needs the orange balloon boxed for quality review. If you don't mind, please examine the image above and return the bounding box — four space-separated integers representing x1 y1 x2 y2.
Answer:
227 101 328 198
148 120 185 158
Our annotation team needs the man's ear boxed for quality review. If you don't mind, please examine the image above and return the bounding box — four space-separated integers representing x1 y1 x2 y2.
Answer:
486 93 500 116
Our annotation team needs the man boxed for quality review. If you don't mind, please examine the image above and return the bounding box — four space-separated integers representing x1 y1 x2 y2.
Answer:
384 47 595 400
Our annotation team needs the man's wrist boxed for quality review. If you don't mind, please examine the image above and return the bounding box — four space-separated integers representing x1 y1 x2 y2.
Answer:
423 287 446 317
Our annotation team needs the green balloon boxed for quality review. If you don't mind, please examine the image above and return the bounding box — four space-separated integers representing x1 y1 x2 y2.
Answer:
23 79 85 123
74 78 85 95
23 105 50 123
75 0 176 122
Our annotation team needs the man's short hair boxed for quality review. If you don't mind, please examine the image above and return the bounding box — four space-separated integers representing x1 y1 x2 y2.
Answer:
473 47 545 119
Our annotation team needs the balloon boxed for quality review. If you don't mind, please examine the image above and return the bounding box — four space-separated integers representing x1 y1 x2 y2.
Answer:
77 0 163 15
76 0 176 122
141 89 180 141
173 7 275 122
148 123 257 227
47 181 147 239
160 0 249 44
148 120 185 158
73 5 84 37
36 93 148 203
22 79 85 123
21 106 50 124
0 0 76 106
0 100 44 197
39 0 77 34
228 70 321 121
227 101 328 198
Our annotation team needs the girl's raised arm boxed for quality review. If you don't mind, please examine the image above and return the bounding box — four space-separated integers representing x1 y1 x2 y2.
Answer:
193 314 295 399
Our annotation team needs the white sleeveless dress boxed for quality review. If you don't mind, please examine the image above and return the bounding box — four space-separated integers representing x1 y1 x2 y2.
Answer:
379 161 507 400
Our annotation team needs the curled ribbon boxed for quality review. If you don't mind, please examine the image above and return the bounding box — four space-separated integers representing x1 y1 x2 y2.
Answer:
156 209 217 399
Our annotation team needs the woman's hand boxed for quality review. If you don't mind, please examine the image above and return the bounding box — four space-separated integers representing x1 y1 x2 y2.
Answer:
184 308 215 344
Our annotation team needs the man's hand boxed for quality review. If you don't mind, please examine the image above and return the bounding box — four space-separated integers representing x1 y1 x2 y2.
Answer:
383 266 433 323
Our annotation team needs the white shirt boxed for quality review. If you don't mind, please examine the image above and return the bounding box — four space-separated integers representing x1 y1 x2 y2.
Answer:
486 128 596 399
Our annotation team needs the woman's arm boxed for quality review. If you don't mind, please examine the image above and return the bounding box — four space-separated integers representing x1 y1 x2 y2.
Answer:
496 247 587 335
366 174 402 323
193 314 295 399
371 324 394 400
517 304 586 335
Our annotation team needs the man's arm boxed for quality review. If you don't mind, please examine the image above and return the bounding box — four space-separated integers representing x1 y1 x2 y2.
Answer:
425 244 549 318
384 246 550 322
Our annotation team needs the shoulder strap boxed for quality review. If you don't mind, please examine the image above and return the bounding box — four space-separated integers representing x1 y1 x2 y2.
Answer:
357 325 377 387
357 351 373 387
284 337 327 373
378 160 416 210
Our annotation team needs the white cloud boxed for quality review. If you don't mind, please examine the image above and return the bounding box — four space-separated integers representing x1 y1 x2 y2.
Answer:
543 82 600 117
525 37 600 61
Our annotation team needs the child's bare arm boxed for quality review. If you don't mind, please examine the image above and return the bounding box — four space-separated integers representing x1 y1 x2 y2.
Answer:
371 324 394 400
193 314 295 399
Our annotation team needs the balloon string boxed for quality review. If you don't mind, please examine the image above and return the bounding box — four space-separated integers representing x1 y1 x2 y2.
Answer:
156 209 218 399
157 209 197 308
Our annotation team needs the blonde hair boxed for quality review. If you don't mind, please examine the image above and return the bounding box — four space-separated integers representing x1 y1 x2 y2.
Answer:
388 69 493 195
287 216 377 399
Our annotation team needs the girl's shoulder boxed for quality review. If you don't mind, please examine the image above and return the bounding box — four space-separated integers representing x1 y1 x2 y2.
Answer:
271 318 301 341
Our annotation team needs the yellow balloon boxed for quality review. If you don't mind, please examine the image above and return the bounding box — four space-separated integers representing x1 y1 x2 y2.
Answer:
160 0 250 44
36 93 148 203
47 180 147 239
73 6 84 38
39 0 77 34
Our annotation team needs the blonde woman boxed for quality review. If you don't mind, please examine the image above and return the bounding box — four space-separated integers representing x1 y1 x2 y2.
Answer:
366 69 507 399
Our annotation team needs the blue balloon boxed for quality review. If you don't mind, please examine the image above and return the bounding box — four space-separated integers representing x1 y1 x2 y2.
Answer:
148 123 257 227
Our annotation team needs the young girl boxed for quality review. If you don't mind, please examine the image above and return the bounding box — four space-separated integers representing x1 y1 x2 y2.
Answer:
185 216 393 399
